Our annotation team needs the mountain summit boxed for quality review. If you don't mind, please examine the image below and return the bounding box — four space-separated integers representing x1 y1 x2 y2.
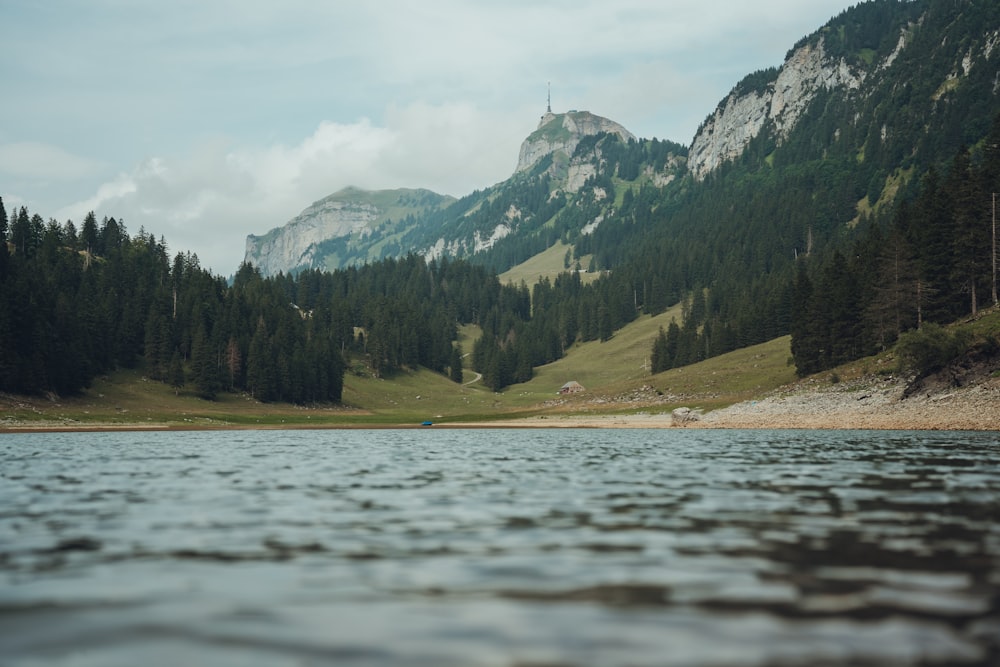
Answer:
516 110 636 174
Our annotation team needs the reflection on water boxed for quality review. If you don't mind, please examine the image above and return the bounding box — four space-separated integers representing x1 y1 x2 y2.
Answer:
1 428 998 666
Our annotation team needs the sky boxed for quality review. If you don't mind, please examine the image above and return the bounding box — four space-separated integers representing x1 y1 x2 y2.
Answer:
1 0 856 275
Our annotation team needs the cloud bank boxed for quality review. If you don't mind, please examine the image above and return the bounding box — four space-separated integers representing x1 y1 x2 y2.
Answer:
53 103 533 273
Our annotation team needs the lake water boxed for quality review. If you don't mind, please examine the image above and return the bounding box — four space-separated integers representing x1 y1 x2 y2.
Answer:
1 428 999 666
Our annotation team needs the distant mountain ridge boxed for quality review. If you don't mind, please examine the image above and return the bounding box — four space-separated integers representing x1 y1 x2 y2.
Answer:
244 109 645 276
244 187 454 275
246 0 1000 280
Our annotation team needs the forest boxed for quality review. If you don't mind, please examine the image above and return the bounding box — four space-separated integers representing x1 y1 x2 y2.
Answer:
0 193 682 399
789 121 1000 376
0 202 544 401
0 190 675 399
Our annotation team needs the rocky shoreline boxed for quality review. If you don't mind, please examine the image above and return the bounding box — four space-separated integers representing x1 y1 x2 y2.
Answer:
698 376 1000 430
507 373 1000 431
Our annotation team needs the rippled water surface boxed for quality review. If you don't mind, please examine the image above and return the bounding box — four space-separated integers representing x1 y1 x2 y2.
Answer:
2 428 999 666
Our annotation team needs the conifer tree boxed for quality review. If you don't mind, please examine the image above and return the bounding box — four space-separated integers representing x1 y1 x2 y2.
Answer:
948 147 989 316
0 196 8 279
650 326 670 373
168 350 185 395
246 320 275 401
790 263 823 376
81 212 99 255
866 226 920 348
191 323 221 400
449 345 463 383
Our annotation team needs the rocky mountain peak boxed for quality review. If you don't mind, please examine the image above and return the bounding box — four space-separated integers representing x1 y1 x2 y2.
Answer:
516 110 636 175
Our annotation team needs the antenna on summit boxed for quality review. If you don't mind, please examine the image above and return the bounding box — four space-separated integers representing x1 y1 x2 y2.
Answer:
547 82 552 113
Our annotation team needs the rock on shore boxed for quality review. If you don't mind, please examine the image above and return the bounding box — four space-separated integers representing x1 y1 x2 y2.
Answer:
701 375 1000 430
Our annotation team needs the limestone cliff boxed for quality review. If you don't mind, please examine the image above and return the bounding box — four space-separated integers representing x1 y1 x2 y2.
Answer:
688 37 865 180
245 196 376 277
516 111 636 178
244 187 453 276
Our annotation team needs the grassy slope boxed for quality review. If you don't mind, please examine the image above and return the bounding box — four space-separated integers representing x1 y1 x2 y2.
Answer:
498 241 597 286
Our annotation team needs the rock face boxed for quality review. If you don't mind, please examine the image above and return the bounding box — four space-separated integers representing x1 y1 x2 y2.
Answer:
245 196 378 277
516 111 636 175
244 187 453 276
688 38 865 180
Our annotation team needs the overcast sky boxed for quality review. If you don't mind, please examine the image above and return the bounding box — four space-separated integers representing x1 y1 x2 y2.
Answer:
1 0 855 275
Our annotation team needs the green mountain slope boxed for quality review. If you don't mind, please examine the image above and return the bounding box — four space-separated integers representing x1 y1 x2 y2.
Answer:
209 0 1000 394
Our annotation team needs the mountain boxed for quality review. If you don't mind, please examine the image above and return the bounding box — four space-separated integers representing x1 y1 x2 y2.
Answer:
241 0 1000 386
247 0 999 282
244 110 667 277
244 187 454 275
516 110 636 176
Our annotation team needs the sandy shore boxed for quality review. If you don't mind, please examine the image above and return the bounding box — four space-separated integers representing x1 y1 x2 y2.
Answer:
3 375 998 432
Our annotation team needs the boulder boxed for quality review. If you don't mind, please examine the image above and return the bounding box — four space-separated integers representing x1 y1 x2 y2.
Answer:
671 407 702 426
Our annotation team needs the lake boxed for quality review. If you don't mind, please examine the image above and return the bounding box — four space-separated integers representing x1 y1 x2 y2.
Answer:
1 428 998 666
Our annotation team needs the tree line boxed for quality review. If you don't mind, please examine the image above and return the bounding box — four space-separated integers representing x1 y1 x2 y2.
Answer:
0 205 344 402
790 116 1000 375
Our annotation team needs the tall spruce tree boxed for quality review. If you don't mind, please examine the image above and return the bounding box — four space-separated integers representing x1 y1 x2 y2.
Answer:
948 147 988 316
0 197 8 278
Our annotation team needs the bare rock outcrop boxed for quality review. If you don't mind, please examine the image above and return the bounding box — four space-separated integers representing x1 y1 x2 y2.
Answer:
245 197 378 276
516 111 636 177
689 38 865 180
671 407 702 426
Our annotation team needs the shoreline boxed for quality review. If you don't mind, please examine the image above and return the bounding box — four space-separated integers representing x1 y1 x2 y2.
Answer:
3 375 998 434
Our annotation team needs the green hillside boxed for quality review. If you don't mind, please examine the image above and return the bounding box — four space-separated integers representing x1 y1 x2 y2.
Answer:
498 241 597 286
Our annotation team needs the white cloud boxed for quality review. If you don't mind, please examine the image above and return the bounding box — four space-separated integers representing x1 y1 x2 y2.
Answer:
55 173 138 222
59 103 535 274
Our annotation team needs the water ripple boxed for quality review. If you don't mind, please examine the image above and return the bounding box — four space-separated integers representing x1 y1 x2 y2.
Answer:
1 428 998 666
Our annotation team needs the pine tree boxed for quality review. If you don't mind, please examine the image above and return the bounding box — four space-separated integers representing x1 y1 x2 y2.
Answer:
11 207 31 257
790 263 823 376
866 225 920 348
190 323 220 400
449 345 464 383
81 212 99 255
168 350 185 395
948 147 989 316
224 337 242 391
650 327 670 373
822 251 863 366
246 320 275 401
0 196 8 279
